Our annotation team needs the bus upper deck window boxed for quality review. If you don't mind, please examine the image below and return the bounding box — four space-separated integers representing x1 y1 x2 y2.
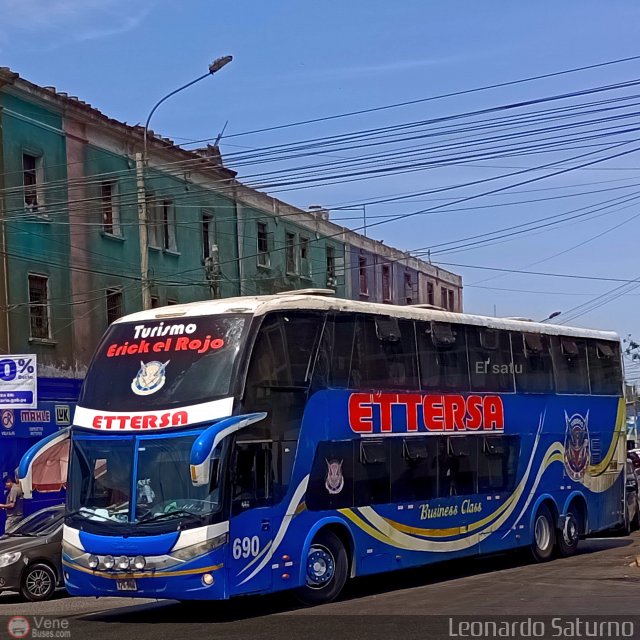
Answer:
523 332 543 355
561 339 579 357
374 316 401 342
552 336 589 394
514 332 554 394
431 322 456 347
588 340 622 395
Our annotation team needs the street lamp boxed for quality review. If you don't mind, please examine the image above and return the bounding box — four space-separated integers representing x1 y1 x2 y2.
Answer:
136 55 233 310
539 311 562 323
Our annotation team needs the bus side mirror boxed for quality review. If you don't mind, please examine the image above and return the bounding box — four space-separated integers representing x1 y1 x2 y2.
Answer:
189 413 267 487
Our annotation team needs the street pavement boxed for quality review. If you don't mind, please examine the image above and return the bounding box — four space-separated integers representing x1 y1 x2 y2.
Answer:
1 534 640 639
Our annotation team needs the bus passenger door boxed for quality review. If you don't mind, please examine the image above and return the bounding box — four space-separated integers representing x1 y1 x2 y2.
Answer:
228 441 274 595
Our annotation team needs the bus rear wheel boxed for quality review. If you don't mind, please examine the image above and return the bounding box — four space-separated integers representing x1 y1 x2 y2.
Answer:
295 530 348 606
556 507 582 557
531 505 556 562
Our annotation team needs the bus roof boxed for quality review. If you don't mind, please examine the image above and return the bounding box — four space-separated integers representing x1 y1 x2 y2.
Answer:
115 291 619 342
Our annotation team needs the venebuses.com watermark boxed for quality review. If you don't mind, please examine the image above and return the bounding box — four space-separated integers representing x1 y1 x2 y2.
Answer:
5 616 71 639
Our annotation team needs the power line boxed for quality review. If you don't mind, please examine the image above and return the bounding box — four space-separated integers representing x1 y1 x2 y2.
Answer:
176 53 640 143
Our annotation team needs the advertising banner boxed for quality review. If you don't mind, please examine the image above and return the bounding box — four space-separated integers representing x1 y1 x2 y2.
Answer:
0 355 37 409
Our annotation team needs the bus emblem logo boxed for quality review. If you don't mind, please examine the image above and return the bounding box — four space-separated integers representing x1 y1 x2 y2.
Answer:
131 360 169 396
564 411 590 481
325 459 344 495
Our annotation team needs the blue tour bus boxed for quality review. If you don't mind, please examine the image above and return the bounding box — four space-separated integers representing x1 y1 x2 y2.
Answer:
18 290 625 604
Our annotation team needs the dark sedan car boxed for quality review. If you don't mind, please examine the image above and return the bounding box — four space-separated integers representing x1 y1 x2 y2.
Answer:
0 505 64 601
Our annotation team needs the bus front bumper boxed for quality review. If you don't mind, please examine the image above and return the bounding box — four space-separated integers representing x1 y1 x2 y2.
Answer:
62 554 227 600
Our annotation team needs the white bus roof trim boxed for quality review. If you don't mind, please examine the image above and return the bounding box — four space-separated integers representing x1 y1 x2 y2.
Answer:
114 293 619 342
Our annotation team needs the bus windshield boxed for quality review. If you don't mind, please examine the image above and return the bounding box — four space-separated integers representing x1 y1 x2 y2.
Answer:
67 433 226 529
78 314 249 412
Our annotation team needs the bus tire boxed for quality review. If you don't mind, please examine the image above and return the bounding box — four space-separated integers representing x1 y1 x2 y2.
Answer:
556 507 581 557
530 505 555 562
295 530 348 606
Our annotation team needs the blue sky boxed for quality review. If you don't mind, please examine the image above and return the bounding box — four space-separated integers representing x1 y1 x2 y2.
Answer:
1 0 640 358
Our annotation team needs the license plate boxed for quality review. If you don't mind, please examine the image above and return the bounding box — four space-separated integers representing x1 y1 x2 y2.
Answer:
116 579 137 591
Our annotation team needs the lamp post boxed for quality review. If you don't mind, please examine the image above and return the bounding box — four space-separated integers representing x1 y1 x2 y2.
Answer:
539 311 562 323
136 55 233 310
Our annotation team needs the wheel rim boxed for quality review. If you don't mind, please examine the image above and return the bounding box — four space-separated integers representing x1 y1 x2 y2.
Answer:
26 569 52 598
534 514 551 551
306 544 335 589
563 515 578 546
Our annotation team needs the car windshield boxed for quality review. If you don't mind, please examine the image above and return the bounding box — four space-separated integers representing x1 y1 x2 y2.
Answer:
67 433 226 530
7 507 63 536
78 314 249 412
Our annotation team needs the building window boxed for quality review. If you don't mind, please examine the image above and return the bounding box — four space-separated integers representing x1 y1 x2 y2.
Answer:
100 181 120 235
448 289 455 311
28 274 50 339
382 265 391 302
441 288 448 310
105 288 123 325
359 257 368 296
300 236 310 277
427 281 435 305
285 232 297 274
257 222 270 267
161 200 177 252
326 246 337 287
404 272 414 305
202 212 216 261
146 193 160 248
167 298 178 306
151 296 159 309
23 153 43 212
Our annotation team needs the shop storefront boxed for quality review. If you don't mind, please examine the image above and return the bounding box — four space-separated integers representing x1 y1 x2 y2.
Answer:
0 377 81 532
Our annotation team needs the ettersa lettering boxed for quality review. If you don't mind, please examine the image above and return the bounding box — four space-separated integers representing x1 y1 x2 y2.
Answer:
348 393 504 433
92 410 188 430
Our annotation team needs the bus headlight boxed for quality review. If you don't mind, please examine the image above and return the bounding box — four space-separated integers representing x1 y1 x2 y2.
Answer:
0 552 21 568
116 556 130 570
133 556 146 570
171 533 228 562
103 555 115 570
88 555 100 569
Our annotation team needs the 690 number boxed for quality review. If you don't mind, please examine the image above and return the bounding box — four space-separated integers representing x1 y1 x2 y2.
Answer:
232 536 260 559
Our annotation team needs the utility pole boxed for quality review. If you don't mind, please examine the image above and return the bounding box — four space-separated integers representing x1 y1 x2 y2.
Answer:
135 152 152 311
136 55 233 310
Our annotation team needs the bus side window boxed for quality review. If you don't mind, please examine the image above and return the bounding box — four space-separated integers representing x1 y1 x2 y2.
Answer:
587 340 622 395
330 314 358 387
513 332 554 393
439 437 477 497
468 327 514 392
417 322 470 391
353 316 419 390
551 336 590 394
355 440 390 506
307 441 355 511
477 436 520 492
231 442 273 513
243 311 324 440
390 437 438 501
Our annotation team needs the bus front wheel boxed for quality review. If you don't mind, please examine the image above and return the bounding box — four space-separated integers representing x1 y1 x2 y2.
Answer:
530 505 556 562
295 530 348 606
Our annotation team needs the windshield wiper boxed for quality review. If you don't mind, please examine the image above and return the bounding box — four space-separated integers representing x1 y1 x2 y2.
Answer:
65 509 123 522
139 509 204 525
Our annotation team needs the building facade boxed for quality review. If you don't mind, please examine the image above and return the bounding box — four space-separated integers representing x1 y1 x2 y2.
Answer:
0 66 463 384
